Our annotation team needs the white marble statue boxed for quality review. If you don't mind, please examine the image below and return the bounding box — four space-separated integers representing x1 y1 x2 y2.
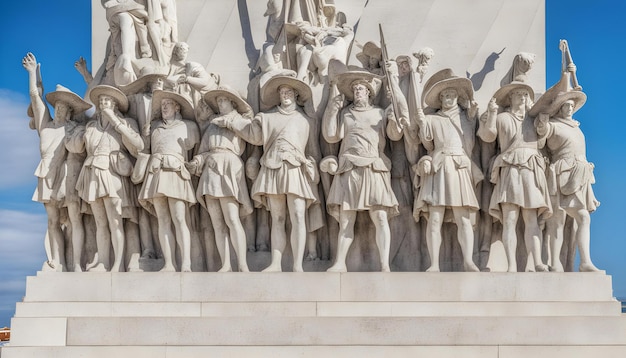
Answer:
77 85 143 272
356 41 384 76
101 0 152 85
188 87 255 272
165 42 220 106
321 70 402 272
120 71 168 264
138 90 200 272
413 69 482 272
534 84 600 272
212 76 322 272
22 53 93 272
478 82 551 272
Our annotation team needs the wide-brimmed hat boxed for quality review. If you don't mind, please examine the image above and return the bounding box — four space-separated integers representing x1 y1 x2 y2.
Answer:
356 41 382 68
336 70 383 102
261 75 312 108
544 90 587 117
89 85 129 113
46 85 92 114
422 69 474 109
204 86 252 115
151 90 195 120
119 73 166 95
492 81 535 108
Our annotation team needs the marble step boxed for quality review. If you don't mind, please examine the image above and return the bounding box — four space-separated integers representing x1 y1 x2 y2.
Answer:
3 345 626 358
25 272 616 303
9 316 626 347
14 300 621 318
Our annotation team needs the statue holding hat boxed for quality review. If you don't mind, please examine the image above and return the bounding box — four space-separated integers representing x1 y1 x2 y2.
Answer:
321 69 402 272
413 68 482 272
22 52 93 272
478 81 551 272
532 67 600 272
187 86 255 272
76 84 144 272
212 75 322 272
138 90 200 272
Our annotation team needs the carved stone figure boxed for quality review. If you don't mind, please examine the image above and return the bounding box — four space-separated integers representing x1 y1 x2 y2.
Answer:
213 76 321 272
413 69 482 272
534 86 600 272
188 87 255 272
101 0 152 85
120 72 167 263
322 70 401 272
78 85 143 272
23 53 92 272
138 90 200 272
478 82 551 272
165 42 220 105
356 41 384 76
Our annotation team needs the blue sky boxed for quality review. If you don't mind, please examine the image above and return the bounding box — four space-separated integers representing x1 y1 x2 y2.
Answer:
0 0 625 328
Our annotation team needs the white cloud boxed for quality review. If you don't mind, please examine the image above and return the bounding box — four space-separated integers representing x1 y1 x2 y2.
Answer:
0 90 42 188
0 209 47 326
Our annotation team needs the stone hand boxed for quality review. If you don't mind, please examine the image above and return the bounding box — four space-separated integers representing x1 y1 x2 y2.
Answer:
22 52 38 72
468 100 479 119
487 97 498 113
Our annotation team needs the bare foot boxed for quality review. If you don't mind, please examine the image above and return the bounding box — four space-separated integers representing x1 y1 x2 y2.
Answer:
425 266 440 272
464 262 480 272
550 262 564 272
239 266 250 273
292 266 304 272
73 264 83 273
579 263 601 272
218 266 233 273
262 264 282 272
160 265 176 272
326 264 347 273
88 263 107 272
535 264 549 272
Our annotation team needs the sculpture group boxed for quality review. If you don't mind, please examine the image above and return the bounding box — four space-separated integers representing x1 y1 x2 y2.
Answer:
24 0 600 273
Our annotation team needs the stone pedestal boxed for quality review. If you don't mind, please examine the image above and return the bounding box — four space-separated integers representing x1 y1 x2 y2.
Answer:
3 272 626 357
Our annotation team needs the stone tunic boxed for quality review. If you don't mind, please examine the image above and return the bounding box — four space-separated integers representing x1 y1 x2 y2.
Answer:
541 117 599 212
76 115 141 221
414 106 482 221
326 105 400 221
229 106 318 205
139 116 199 209
195 111 253 217
485 111 551 222
32 120 67 204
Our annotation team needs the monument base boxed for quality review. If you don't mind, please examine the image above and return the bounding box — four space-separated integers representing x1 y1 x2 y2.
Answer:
4 272 626 357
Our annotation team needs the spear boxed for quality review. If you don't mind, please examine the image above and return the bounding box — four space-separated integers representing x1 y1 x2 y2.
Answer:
379 24 401 124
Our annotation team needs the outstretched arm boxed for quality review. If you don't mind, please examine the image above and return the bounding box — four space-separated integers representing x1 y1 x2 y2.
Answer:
22 53 50 131
74 56 93 85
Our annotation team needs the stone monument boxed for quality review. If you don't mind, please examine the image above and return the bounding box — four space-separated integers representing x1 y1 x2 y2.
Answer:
4 1 626 357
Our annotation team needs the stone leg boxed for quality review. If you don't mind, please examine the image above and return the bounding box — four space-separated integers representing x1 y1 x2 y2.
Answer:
369 209 391 272
566 207 600 272
327 210 357 273
521 208 548 272
205 197 233 272
452 207 480 272
153 197 177 272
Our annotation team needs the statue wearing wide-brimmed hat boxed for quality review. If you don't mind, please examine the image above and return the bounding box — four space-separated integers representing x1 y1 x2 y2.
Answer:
212 74 322 272
186 86 254 273
532 69 600 273
22 52 93 273
322 69 404 272
78 84 144 273
412 68 482 273
478 77 550 273
138 89 200 272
